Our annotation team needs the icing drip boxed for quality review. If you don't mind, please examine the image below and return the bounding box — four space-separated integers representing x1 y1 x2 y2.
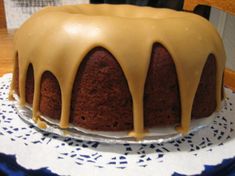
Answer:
37 118 47 129
10 4 226 140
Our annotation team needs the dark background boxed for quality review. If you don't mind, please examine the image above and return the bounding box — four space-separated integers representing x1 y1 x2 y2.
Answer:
90 0 211 19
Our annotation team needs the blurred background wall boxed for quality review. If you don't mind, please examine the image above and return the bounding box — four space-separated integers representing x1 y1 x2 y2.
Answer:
4 0 89 29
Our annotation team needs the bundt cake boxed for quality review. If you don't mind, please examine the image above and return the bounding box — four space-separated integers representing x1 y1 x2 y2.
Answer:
9 4 226 140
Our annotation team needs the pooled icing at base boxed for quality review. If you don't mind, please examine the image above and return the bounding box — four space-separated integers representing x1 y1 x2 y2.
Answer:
10 4 226 140
37 118 47 129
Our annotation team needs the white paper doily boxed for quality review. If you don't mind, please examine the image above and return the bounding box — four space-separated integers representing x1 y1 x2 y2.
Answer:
0 73 235 176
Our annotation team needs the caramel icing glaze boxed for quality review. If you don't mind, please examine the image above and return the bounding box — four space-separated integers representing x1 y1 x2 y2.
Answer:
10 4 226 140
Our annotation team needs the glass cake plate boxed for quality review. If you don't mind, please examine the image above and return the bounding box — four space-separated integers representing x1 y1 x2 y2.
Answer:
13 90 218 145
15 103 218 144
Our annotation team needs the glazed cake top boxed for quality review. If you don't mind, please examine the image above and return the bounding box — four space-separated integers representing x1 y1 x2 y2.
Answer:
11 4 226 139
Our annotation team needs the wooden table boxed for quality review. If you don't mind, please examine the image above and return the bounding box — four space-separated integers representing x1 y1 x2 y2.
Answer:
0 28 14 76
0 28 234 91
